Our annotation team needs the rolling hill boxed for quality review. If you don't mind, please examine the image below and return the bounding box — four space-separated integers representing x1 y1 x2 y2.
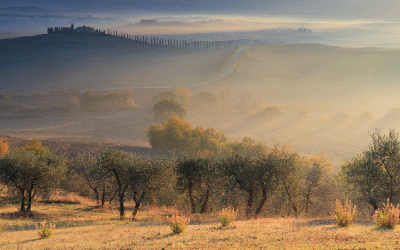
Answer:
2 34 400 167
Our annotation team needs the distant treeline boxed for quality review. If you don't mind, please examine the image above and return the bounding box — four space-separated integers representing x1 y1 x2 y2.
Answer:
48 25 234 49
106 30 235 49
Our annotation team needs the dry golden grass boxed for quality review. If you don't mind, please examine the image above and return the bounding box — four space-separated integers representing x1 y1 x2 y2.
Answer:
1 197 400 249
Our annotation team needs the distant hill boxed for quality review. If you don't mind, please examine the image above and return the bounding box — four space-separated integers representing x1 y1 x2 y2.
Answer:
0 34 234 94
0 6 49 13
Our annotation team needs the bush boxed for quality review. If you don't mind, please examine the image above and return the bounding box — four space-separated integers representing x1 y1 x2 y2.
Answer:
36 220 55 239
373 199 400 229
334 199 357 227
167 214 190 235
21 140 49 155
0 137 9 156
217 208 237 227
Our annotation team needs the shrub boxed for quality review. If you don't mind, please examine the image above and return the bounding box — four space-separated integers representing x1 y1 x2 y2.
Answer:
167 214 190 235
217 208 237 227
36 220 55 239
373 199 400 229
20 140 49 156
0 137 9 156
334 199 357 227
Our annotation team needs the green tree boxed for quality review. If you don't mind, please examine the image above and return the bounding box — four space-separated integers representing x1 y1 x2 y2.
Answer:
224 141 296 218
147 117 193 152
98 147 140 219
300 156 335 215
147 117 226 154
341 129 400 211
177 156 221 213
69 155 115 207
0 151 66 215
130 158 167 220
153 99 186 123
341 155 383 211
21 140 49 156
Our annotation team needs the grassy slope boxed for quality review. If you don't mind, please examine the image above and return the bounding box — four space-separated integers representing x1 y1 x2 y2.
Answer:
0 198 399 249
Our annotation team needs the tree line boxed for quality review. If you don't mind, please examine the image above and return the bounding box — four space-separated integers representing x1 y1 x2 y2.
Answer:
0 126 399 219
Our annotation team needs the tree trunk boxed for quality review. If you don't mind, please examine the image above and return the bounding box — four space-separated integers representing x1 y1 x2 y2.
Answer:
94 188 100 205
285 186 298 217
305 186 312 215
118 190 125 219
131 191 146 220
200 187 211 214
101 187 106 207
19 188 25 214
151 193 157 209
188 181 196 213
254 187 267 217
26 184 34 213
246 189 254 218
109 190 118 205
369 196 379 212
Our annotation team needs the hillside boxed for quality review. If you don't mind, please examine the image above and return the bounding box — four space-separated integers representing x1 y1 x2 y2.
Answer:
0 34 234 94
1 35 400 167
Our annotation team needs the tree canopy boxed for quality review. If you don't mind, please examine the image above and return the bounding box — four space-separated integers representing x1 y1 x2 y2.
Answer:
153 99 187 123
0 150 66 215
341 129 400 211
147 117 226 154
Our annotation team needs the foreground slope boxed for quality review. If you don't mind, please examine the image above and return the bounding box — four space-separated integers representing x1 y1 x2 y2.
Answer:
0 199 398 250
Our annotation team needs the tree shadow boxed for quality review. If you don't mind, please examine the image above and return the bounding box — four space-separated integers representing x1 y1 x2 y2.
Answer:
0 197 19 208
40 200 81 205
21 238 41 244
296 219 336 227
143 232 174 241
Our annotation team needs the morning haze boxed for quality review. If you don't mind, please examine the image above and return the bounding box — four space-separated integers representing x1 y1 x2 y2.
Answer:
1 0 400 249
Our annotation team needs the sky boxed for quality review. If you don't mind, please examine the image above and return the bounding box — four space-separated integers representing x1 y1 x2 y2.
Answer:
1 0 400 47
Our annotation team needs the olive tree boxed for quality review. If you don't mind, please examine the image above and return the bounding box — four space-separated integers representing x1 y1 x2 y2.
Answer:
130 158 167 220
98 148 139 219
0 151 66 215
98 148 167 220
69 155 115 207
341 129 400 211
177 156 222 213
224 141 297 218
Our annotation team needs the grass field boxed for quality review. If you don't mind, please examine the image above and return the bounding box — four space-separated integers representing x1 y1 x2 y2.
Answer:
1 195 399 249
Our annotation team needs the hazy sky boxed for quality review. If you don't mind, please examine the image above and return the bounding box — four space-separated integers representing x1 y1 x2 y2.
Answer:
1 0 400 46
1 0 398 18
